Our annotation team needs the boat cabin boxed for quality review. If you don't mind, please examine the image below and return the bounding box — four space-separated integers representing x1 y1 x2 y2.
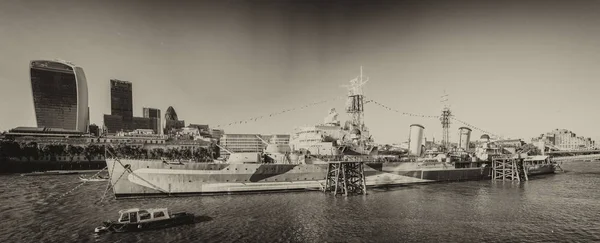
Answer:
117 208 170 224
523 155 552 166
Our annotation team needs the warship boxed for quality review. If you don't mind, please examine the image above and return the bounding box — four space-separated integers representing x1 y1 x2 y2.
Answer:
105 68 552 198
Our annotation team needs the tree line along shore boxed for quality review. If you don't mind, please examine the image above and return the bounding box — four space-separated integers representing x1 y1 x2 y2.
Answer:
0 140 218 173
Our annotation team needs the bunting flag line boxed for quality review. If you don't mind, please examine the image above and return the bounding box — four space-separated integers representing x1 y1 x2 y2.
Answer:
366 98 505 139
214 96 505 140
365 99 440 119
214 96 346 128
450 117 504 140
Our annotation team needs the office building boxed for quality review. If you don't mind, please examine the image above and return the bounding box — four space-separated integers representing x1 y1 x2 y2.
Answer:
30 60 89 133
532 129 596 150
143 107 162 135
189 124 209 132
88 124 99 137
103 80 157 134
164 106 185 134
110 79 133 121
210 129 224 139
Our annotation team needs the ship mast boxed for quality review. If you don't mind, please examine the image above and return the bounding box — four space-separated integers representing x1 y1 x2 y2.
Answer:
440 90 452 152
343 66 369 130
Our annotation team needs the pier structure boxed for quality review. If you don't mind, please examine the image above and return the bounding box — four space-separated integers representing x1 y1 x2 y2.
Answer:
491 155 528 181
323 161 367 196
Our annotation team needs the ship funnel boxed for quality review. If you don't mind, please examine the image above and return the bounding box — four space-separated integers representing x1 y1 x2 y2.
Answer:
408 124 425 156
458 127 472 151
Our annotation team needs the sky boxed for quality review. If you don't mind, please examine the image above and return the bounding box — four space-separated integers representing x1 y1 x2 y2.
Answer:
1 0 599 145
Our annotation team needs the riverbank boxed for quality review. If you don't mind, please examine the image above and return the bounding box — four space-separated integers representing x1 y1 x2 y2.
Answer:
0 159 106 174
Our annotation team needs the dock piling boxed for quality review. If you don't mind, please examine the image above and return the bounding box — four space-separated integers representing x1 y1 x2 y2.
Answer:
492 156 528 181
323 161 367 196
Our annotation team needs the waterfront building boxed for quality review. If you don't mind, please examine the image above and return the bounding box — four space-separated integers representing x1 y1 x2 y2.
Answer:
30 60 89 133
103 114 124 134
121 129 155 135
165 120 186 134
93 129 167 147
219 133 290 156
189 124 209 132
103 80 155 134
188 124 212 138
4 127 96 146
143 107 162 135
110 79 133 120
164 106 185 134
532 129 597 150
88 124 99 137
210 129 224 140
131 117 154 132
172 127 201 140
5 127 87 139
165 106 179 120
144 139 212 151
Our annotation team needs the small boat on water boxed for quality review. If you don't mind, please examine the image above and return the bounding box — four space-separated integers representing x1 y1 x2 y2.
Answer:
95 208 195 233
79 175 109 182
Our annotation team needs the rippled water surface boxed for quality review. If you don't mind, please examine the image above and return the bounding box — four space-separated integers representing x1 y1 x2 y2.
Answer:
1 161 600 243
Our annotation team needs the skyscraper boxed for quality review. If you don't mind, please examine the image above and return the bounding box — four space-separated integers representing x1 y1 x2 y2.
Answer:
110 79 133 121
164 106 185 134
143 107 161 135
30 60 89 133
104 79 156 134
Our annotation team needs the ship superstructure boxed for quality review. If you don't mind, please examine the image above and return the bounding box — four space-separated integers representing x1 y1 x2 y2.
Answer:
289 67 376 156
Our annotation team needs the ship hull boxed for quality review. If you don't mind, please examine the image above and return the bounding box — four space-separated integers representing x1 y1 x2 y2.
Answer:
106 159 493 198
525 164 556 176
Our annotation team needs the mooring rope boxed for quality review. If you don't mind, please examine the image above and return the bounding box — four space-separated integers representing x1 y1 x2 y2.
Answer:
100 157 118 198
49 166 108 204
98 169 126 204
106 148 170 194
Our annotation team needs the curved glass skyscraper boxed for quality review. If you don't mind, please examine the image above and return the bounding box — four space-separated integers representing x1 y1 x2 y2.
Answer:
30 60 89 132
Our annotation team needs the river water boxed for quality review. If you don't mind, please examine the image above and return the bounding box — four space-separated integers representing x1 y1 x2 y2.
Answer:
1 161 600 243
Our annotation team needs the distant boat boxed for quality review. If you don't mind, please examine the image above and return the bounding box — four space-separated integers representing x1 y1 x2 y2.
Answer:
95 208 195 233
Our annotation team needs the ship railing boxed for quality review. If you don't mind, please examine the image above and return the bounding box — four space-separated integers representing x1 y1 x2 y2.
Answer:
105 156 214 163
